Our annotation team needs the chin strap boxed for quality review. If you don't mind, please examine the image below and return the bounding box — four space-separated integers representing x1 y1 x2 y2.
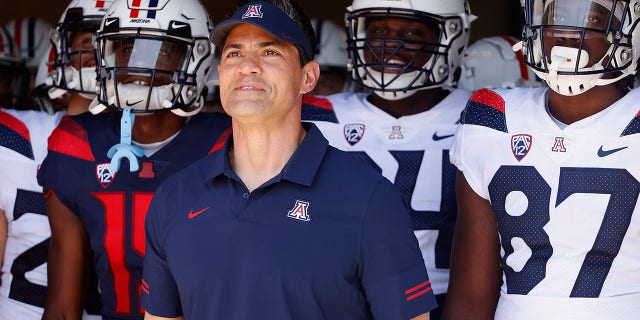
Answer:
107 107 143 172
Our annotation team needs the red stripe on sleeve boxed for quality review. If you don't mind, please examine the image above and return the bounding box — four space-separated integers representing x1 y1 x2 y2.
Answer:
47 116 95 161
470 88 506 113
303 95 334 111
0 109 30 142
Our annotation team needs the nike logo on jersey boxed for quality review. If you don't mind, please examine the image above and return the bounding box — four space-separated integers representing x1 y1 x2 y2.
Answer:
598 146 628 157
188 207 210 219
126 100 143 106
432 132 454 141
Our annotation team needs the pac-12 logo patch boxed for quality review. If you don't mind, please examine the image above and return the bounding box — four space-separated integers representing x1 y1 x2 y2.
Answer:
242 4 263 19
344 123 365 146
511 134 532 162
287 199 311 222
96 163 116 189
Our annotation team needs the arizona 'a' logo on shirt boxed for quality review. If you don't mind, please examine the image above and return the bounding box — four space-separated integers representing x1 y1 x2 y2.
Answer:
551 137 567 152
287 199 311 222
96 163 116 189
243 4 263 19
389 126 403 139
511 134 532 162
344 123 365 146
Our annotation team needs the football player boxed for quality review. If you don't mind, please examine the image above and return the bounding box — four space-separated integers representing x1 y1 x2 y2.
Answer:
37 0 231 319
46 0 111 116
4 17 53 96
445 0 640 319
301 0 476 318
0 17 98 319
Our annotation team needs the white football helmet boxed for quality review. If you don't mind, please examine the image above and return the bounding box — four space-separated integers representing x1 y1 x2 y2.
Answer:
4 17 53 74
346 0 476 100
311 18 352 94
459 35 542 90
311 19 348 73
48 0 112 99
0 26 30 108
518 0 640 96
93 0 214 116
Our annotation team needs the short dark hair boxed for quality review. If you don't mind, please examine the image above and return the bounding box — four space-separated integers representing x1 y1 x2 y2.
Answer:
231 0 316 66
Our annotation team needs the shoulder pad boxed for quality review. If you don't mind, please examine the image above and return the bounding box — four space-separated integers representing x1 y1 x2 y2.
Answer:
0 109 34 159
461 88 508 132
47 116 95 161
301 95 338 123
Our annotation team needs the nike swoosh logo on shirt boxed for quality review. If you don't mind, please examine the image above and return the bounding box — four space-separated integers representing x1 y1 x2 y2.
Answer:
188 207 210 219
432 132 454 141
597 146 628 157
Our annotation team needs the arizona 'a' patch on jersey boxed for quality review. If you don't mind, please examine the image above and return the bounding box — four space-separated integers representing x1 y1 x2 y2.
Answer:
302 89 471 295
0 109 66 319
37 111 231 320
450 87 640 319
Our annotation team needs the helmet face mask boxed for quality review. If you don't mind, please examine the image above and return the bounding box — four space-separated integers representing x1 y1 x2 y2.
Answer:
49 0 111 98
521 0 638 96
94 0 214 116
346 0 474 100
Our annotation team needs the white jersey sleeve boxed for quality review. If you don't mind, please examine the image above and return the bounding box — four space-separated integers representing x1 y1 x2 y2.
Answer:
450 87 640 319
0 110 76 319
302 89 471 295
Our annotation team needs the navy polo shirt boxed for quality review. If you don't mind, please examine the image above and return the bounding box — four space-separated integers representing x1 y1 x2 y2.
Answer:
141 123 437 319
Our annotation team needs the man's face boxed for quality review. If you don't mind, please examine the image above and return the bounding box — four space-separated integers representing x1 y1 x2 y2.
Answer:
69 30 97 70
541 0 620 68
218 23 318 123
113 38 187 86
363 17 438 74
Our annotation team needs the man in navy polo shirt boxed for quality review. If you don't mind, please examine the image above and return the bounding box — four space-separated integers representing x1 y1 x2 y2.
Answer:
141 1 437 319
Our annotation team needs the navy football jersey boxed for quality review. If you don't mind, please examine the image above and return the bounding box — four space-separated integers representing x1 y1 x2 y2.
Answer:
37 111 230 319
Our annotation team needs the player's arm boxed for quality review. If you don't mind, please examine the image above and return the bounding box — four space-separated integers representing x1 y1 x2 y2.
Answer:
42 192 92 320
144 311 184 320
442 171 501 320
0 209 6 268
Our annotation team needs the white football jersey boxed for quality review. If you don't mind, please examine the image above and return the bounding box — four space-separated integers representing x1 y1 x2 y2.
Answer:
450 87 640 319
0 109 63 319
302 89 471 295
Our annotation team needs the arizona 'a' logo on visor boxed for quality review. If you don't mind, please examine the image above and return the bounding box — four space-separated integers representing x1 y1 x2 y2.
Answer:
243 5 263 19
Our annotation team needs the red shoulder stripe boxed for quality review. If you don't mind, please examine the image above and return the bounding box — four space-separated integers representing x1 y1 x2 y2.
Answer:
0 109 30 142
302 95 334 111
47 116 95 161
470 88 505 113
